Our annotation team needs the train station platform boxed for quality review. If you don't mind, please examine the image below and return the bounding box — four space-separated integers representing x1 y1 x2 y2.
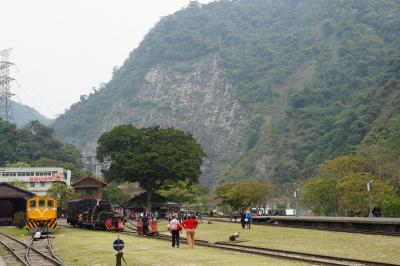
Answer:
206 215 400 235
257 216 400 234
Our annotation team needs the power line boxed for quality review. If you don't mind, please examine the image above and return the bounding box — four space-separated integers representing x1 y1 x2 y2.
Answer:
0 48 15 122
13 94 40 123
14 65 56 117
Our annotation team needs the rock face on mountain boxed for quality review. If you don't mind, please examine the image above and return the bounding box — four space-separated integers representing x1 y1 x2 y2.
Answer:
53 0 400 185
55 54 249 184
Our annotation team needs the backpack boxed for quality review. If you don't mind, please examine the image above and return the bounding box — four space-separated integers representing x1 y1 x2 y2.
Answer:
169 220 178 231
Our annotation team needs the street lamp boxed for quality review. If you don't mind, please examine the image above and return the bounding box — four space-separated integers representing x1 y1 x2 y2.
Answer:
294 189 298 216
367 179 373 218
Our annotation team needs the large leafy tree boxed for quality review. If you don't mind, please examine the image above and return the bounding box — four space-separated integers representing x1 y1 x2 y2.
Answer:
336 173 395 216
158 180 206 205
97 125 205 210
300 177 339 216
103 183 130 206
215 180 272 212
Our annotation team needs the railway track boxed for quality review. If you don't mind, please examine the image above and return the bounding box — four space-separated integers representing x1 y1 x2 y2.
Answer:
0 232 65 266
121 227 400 266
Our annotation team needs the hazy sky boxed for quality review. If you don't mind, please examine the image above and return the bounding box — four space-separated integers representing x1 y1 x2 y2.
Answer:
2 0 213 119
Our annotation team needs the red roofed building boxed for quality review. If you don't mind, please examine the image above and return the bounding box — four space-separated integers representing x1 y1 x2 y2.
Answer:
71 176 107 200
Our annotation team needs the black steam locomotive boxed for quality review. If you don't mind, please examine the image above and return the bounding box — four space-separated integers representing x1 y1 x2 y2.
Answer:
67 199 125 231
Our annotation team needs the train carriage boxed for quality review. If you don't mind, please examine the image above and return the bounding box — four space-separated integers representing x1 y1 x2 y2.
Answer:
26 196 58 234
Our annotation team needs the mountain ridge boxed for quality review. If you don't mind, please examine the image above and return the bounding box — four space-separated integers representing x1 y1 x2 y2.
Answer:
52 0 400 185
3 101 52 127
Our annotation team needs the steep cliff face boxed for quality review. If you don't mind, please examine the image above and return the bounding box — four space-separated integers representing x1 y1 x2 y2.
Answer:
56 54 248 185
53 0 400 185
133 54 247 157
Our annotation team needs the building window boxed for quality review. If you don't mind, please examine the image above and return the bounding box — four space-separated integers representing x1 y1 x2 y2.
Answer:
40 182 45 187
30 182 35 187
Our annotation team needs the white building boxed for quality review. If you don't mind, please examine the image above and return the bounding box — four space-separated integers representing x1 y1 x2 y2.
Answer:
0 167 71 196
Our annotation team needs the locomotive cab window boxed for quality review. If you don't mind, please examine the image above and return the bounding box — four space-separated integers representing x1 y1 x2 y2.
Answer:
39 200 45 208
30 200 36 208
47 200 54 207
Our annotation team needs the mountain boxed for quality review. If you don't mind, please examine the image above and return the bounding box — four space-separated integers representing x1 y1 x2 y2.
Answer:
5 101 52 127
52 0 400 186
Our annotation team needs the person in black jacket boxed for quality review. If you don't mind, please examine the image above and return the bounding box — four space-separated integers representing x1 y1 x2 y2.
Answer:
141 212 149 235
240 212 246 229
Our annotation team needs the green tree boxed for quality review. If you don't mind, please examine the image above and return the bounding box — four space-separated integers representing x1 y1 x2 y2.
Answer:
336 173 395 216
97 125 205 210
47 183 75 215
359 144 400 190
300 177 338 216
0 119 85 179
103 183 130 206
6 162 31 168
382 197 400 218
158 180 201 204
317 156 365 178
215 180 272 212
0 118 18 165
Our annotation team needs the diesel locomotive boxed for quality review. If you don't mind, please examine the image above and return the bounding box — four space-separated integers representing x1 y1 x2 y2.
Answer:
26 196 58 234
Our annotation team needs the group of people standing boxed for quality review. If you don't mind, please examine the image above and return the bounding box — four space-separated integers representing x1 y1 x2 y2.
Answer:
168 213 199 248
166 211 203 224
126 210 159 221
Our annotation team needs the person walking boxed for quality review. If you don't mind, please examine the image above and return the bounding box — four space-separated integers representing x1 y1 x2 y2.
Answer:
181 214 199 248
141 212 149 235
240 212 246 229
245 210 252 229
168 213 182 248
197 212 203 223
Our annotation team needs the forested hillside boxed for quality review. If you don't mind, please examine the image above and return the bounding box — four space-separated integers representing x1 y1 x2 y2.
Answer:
53 0 400 186
0 119 85 181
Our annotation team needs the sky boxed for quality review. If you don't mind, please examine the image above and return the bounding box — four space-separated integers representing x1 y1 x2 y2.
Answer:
1 0 213 119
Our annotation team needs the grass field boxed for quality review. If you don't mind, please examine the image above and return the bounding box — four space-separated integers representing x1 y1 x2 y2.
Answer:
156 220 400 264
2 220 399 265
0 226 310 266
53 228 311 266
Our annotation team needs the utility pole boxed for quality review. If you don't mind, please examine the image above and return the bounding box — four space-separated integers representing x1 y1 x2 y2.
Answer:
0 48 15 122
367 179 373 218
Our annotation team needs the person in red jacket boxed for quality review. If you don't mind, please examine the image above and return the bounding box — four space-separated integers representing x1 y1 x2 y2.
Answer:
181 214 199 248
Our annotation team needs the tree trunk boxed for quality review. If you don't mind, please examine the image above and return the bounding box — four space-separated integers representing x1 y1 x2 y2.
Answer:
146 190 152 211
